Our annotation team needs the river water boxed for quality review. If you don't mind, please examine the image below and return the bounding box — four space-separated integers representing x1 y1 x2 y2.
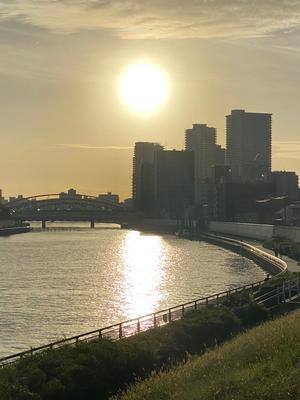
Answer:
0 222 266 357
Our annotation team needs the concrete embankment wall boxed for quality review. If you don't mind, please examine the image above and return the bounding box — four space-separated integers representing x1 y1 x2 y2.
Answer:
203 234 286 276
209 221 274 241
273 225 300 242
209 221 300 243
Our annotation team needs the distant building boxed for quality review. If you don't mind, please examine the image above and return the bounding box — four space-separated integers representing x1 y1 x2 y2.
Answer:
132 142 164 214
59 188 82 199
185 123 217 182
213 182 276 222
0 189 4 205
275 202 300 226
98 192 119 204
226 109 272 182
123 198 133 210
212 165 231 185
185 123 225 204
154 150 194 218
270 171 299 201
215 144 226 167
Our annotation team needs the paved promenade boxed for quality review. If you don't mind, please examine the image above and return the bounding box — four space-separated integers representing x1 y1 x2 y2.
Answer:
245 239 300 273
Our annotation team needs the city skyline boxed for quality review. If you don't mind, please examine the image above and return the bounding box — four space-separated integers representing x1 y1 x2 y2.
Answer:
1 1 300 198
1 108 299 201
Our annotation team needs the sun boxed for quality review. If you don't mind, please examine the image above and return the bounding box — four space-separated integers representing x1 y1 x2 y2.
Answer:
118 62 169 114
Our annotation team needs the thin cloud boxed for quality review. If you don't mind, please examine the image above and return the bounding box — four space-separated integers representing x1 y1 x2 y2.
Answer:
1 1 300 39
273 140 300 160
56 144 133 150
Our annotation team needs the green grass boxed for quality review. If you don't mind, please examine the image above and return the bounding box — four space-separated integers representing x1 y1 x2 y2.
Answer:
114 309 300 400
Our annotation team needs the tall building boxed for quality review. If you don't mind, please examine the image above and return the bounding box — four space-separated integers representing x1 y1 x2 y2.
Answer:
215 145 226 166
154 150 194 218
132 142 163 213
270 171 299 201
226 109 272 182
185 123 225 204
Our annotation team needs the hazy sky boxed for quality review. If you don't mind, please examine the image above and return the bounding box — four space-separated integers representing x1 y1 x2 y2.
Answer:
1 0 300 199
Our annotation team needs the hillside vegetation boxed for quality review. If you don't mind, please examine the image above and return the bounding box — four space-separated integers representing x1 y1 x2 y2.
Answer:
114 308 300 400
0 302 266 400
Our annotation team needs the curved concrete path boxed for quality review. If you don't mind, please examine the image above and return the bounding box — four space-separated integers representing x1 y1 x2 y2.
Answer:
243 239 300 273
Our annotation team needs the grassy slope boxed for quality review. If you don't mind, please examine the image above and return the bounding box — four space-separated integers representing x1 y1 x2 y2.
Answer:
115 309 300 400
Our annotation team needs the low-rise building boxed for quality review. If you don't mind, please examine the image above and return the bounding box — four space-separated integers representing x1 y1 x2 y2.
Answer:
98 192 119 204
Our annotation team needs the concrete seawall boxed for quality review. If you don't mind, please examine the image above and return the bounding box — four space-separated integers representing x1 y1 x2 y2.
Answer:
202 233 287 277
209 221 300 243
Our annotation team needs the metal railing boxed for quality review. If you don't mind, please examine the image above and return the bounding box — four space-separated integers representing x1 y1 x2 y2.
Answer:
254 276 300 307
0 233 288 367
201 233 287 276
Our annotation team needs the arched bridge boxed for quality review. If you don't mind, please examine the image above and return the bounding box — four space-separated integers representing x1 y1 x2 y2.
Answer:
8 193 137 227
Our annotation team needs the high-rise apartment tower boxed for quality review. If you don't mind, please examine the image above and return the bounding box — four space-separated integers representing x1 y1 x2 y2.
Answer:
185 123 225 203
132 142 163 213
226 109 272 182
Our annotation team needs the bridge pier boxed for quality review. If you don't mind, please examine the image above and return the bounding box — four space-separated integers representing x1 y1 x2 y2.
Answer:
90 220 95 229
42 220 46 230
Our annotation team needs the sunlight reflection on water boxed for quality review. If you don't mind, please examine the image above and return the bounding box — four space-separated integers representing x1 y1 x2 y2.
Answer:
121 231 165 317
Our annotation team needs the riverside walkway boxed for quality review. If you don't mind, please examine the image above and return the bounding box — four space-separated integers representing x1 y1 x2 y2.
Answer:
243 239 300 273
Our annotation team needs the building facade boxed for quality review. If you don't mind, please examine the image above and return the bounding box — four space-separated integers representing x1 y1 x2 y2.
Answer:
226 109 272 182
98 192 119 204
154 150 194 218
270 171 299 202
132 142 164 213
185 123 225 207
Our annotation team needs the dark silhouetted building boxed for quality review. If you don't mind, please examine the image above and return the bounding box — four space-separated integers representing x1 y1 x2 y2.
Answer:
98 192 119 204
154 150 194 218
214 182 276 222
270 171 299 201
226 109 272 182
132 142 163 214
59 188 81 199
185 123 225 204
0 189 4 205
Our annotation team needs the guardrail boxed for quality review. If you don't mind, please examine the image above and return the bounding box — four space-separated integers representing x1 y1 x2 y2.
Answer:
254 276 300 307
201 233 287 276
0 233 288 367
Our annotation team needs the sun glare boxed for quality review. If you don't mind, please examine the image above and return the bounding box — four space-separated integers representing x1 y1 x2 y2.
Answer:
118 62 168 114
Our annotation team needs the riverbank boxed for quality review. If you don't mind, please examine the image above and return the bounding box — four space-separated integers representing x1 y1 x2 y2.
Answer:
0 288 276 400
0 278 298 400
0 229 298 399
115 308 300 400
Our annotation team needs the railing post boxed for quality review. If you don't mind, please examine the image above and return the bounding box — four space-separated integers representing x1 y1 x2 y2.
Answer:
182 304 185 316
137 319 140 334
216 295 219 305
99 330 102 339
194 301 197 310
282 281 286 303
288 281 292 300
277 287 281 305
153 314 157 328
118 323 122 339
206 297 209 306
168 308 172 322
